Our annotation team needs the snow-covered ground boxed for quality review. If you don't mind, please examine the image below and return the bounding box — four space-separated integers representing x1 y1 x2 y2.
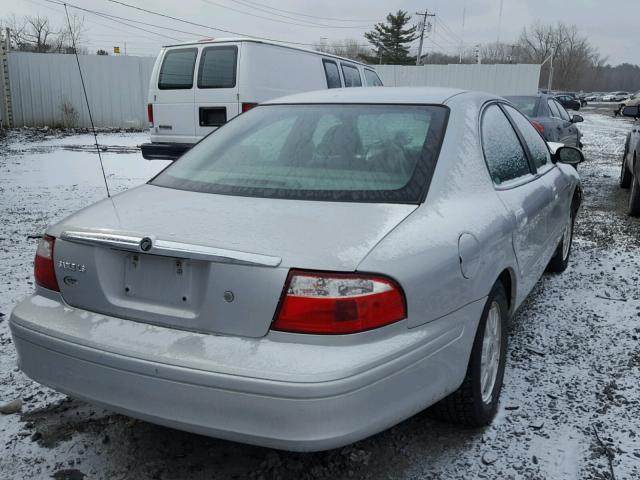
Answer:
0 112 639 479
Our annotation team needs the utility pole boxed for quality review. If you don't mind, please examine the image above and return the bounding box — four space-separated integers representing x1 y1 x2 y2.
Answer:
415 9 435 65
547 46 556 91
475 44 481 64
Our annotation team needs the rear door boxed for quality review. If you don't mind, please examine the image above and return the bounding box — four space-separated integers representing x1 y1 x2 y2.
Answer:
547 99 575 146
503 104 572 251
152 47 198 143
481 103 553 294
554 100 580 147
194 43 240 138
340 62 363 87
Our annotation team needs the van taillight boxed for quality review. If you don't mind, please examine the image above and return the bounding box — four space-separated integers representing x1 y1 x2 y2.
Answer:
147 103 154 126
34 235 59 292
242 102 257 113
272 270 406 334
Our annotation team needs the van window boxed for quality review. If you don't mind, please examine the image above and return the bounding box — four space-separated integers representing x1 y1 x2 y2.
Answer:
364 69 383 86
323 60 342 89
198 46 238 89
341 63 362 87
158 48 198 90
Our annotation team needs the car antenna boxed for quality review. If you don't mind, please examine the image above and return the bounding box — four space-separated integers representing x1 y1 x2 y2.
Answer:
63 3 111 198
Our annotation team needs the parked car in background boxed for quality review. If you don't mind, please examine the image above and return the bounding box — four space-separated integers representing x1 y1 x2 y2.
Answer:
555 94 581 111
141 38 384 160
585 92 606 101
603 91 630 102
619 104 640 216
10 87 583 452
619 91 640 109
506 94 584 148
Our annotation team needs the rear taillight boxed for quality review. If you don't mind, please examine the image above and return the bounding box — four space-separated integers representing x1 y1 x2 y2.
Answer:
147 103 154 126
272 270 406 334
241 102 257 113
530 120 545 133
34 235 59 292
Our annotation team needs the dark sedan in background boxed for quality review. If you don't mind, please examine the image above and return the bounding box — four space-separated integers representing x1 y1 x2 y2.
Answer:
506 94 583 148
555 94 582 111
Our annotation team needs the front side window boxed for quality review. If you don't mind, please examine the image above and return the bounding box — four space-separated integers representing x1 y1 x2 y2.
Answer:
503 105 550 170
323 60 342 89
341 63 362 87
481 104 532 185
158 48 198 90
151 104 448 203
197 46 238 88
364 69 383 86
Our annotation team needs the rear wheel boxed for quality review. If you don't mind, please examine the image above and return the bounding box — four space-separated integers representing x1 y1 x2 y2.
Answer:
547 205 574 273
629 170 640 217
432 282 508 427
620 151 632 188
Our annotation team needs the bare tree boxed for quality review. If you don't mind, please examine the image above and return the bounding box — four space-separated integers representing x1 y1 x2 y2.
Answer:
313 38 372 62
2 13 86 53
23 15 53 52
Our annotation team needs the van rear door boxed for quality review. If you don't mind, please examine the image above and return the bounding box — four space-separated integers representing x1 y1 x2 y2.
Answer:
194 43 240 138
152 47 198 144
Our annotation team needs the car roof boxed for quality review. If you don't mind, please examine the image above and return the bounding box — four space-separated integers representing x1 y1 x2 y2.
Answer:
262 87 471 105
161 37 371 67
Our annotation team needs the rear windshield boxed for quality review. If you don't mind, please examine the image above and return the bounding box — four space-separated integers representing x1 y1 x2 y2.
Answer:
151 104 448 203
197 46 238 88
506 96 537 117
158 48 198 90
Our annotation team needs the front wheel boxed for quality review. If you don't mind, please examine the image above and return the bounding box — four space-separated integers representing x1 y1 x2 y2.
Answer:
547 205 574 273
432 282 508 427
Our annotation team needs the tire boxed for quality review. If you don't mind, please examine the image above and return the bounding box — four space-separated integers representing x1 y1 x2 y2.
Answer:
547 202 575 273
629 170 640 217
432 282 508 427
620 151 632 188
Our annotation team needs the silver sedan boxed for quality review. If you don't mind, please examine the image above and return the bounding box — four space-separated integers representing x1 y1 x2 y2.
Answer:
10 87 583 451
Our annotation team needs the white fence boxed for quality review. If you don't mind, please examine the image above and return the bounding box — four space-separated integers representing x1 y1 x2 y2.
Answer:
2 52 541 128
375 64 541 95
7 52 155 128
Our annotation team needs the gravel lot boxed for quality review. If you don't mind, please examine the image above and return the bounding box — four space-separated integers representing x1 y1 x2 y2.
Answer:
1 107 639 480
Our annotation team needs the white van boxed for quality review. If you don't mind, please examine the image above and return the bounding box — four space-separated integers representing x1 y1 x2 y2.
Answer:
141 38 384 160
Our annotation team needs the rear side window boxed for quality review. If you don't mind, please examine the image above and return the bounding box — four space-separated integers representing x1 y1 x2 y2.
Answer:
503 105 550 170
547 100 562 118
341 63 362 87
481 105 531 184
323 60 342 89
555 101 571 121
364 69 383 86
198 46 238 88
158 48 198 90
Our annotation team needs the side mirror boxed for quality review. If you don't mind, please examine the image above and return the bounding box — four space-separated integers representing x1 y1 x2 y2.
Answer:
555 146 584 166
622 105 640 118
571 114 583 123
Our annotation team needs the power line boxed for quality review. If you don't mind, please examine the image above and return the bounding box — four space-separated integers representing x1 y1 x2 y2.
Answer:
201 0 372 29
102 0 343 46
228 0 378 23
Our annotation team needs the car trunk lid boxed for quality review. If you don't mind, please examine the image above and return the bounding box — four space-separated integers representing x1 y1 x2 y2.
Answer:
50 185 416 337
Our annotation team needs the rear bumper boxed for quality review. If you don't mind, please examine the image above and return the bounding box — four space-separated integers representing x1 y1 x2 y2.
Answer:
9 293 483 451
140 142 192 160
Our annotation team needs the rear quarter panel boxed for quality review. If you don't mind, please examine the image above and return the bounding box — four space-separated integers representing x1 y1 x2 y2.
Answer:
358 93 519 328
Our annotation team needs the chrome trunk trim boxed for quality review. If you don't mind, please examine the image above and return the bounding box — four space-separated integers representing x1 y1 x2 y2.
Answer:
60 230 282 267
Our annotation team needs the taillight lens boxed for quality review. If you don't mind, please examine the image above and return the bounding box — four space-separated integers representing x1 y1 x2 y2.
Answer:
241 102 257 113
147 103 154 126
272 270 406 334
530 120 545 133
34 235 59 291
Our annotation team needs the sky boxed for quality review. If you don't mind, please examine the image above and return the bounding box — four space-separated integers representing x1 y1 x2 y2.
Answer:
5 0 639 65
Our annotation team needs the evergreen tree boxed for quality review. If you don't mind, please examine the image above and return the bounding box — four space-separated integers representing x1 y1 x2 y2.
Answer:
363 11 418 65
